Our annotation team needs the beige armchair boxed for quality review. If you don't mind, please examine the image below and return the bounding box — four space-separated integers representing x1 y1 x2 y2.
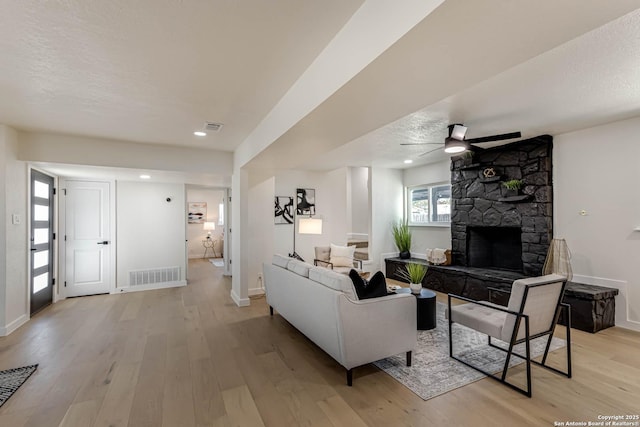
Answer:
314 245 363 275
447 274 572 397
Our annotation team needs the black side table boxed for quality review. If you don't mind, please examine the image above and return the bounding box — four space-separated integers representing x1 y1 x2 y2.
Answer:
396 288 437 330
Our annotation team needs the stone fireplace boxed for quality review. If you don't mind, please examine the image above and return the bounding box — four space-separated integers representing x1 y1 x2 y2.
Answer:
450 135 553 276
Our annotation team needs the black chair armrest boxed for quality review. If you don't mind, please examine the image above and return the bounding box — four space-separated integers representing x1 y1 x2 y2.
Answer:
487 286 511 295
448 293 524 317
314 259 333 269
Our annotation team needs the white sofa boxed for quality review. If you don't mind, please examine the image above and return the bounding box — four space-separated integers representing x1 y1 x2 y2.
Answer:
263 254 417 385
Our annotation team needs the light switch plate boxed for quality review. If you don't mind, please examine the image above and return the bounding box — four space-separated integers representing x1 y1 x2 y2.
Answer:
11 214 21 225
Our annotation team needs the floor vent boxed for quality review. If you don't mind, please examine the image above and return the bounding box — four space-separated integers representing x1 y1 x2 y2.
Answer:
129 267 180 286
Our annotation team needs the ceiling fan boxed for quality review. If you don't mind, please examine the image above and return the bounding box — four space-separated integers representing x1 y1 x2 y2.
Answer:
402 124 521 157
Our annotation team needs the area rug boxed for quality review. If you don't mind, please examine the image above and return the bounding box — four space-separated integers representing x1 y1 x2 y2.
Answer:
374 303 565 400
209 259 224 267
0 364 38 408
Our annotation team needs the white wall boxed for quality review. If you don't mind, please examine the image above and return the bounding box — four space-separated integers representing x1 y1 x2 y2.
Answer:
403 160 452 254
555 115 640 331
348 167 369 236
186 188 225 259
247 176 274 295
370 167 404 272
116 181 186 287
0 125 28 335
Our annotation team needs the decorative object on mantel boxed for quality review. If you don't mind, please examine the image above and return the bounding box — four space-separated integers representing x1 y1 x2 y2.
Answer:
483 167 496 178
426 248 451 265
397 262 428 294
501 178 523 197
543 238 573 281
392 220 412 259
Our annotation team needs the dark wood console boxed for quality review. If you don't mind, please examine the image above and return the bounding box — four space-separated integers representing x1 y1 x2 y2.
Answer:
385 257 618 333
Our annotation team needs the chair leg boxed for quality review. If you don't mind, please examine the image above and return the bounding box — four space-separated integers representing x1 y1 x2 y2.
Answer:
406 351 412 367
346 369 353 386
269 306 273 316
448 296 453 357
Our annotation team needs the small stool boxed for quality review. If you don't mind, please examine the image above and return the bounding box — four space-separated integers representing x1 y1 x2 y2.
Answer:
202 239 217 258
396 288 437 330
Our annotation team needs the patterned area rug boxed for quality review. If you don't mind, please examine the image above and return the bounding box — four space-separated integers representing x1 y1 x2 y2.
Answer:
0 365 38 408
374 303 565 400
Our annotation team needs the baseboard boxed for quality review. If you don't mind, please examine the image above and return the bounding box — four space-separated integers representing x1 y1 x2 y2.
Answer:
231 289 250 307
114 280 187 294
249 287 265 297
0 314 29 337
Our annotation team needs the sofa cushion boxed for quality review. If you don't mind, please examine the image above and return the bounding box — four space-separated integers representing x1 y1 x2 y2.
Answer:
330 243 355 267
309 266 358 300
286 259 313 277
349 270 388 300
272 254 291 269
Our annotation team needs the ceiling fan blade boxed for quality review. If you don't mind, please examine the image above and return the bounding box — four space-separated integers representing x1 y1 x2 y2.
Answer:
466 131 521 144
418 146 444 157
400 142 443 146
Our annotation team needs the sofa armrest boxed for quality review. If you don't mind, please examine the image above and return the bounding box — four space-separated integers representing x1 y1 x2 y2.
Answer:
337 293 417 369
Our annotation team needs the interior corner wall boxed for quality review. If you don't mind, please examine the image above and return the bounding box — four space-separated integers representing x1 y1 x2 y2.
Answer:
348 167 369 235
247 176 275 295
554 115 640 331
370 167 404 272
403 160 452 253
186 188 225 259
0 125 28 334
116 181 186 288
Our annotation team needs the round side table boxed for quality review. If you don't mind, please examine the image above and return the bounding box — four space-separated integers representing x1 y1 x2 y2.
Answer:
202 238 217 258
396 287 437 330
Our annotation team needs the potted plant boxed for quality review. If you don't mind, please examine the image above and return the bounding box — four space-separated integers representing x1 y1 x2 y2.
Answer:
399 262 428 294
392 220 412 259
502 179 523 197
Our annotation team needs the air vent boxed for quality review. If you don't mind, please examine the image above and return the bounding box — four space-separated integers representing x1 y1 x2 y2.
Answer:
204 122 224 132
129 267 180 286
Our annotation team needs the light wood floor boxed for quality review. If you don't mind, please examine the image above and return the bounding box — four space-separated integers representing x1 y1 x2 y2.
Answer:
1 259 639 427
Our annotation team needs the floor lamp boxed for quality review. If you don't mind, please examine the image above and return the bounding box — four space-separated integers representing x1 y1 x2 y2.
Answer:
289 217 323 262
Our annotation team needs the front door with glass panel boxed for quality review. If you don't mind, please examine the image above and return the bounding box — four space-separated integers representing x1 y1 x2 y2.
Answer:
30 170 55 315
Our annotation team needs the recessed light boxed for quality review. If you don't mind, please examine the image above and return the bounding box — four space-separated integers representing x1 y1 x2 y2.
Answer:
194 131 207 136
140 175 151 179
404 159 413 164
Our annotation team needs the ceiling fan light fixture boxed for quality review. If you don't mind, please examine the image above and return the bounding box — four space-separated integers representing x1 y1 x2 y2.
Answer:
444 137 468 153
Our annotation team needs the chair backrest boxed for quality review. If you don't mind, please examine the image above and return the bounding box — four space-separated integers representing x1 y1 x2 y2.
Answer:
315 246 331 262
501 274 567 342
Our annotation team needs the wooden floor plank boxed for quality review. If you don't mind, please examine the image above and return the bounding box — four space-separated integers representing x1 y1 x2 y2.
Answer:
0 259 637 427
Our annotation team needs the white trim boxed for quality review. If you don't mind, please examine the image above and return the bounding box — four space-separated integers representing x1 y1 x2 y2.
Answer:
114 280 187 294
0 314 29 336
347 233 368 240
230 289 250 307
249 287 265 297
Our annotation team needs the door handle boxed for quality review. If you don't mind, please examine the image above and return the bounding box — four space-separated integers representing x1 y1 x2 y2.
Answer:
97 241 110 245
30 248 37 251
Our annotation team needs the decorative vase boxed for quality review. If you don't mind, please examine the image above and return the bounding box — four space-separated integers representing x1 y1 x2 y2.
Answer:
399 251 411 259
410 282 422 294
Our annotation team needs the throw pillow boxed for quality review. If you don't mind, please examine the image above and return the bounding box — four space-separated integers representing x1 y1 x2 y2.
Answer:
349 270 388 300
330 244 355 268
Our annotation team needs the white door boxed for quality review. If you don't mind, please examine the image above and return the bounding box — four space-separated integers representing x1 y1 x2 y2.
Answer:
65 181 112 296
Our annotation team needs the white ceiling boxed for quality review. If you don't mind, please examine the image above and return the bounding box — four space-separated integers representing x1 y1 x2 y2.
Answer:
0 0 362 152
2 1 640 180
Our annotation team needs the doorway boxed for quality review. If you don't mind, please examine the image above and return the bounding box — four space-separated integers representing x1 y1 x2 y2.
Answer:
30 169 55 315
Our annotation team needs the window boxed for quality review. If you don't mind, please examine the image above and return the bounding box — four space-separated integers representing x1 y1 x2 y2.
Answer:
407 184 451 225
218 202 224 226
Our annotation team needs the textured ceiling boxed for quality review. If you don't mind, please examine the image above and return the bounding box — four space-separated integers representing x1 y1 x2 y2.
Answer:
0 0 362 151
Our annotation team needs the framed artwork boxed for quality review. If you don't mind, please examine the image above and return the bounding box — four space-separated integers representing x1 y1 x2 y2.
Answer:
188 202 207 224
274 196 294 224
296 188 315 216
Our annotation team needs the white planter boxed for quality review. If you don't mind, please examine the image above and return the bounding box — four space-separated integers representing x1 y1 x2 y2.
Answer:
410 282 422 294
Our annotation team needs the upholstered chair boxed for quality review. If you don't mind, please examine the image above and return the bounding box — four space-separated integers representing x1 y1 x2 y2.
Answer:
314 244 363 275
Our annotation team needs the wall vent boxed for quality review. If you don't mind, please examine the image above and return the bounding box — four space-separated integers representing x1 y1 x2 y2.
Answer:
129 267 180 286
204 121 224 132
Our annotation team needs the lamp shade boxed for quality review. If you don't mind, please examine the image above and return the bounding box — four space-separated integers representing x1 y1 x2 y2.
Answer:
444 137 469 154
298 217 322 235
203 222 216 231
